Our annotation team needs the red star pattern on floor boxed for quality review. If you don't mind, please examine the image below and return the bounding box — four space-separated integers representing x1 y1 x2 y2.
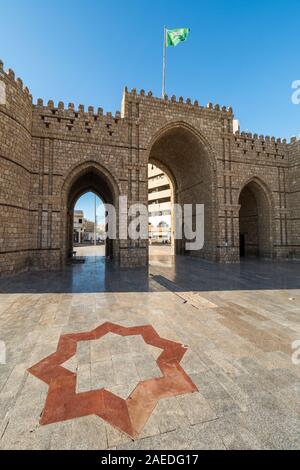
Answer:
28 322 198 439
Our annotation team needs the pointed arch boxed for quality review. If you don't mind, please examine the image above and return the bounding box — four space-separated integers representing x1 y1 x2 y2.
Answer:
60 161 120 264
147 121 218 261
146 120 217 172
238 176 274 258
61 160 120 204
237 175 275 210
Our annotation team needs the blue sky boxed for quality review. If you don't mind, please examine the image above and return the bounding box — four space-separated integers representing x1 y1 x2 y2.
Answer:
0 0 299 139
75 192 105 222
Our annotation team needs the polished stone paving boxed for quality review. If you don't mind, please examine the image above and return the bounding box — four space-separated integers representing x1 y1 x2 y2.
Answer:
0 251 300 449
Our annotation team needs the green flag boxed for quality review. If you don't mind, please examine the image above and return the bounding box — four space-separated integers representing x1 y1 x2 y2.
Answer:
166 28 190 47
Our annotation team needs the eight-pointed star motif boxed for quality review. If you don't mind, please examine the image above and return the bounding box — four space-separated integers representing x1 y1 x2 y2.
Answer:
28 322 198 439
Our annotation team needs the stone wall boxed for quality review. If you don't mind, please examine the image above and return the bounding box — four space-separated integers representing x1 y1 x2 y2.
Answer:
0 60 299 276
287 138 300 258
0 62 33 275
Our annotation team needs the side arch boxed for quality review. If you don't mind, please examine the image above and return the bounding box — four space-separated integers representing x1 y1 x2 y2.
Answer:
61 160 120 203
237 175 275 209
60 161 121 264
238 176 274 258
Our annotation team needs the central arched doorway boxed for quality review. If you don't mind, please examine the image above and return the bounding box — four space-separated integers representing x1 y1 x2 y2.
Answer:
148 123 217 261
148 162 175 260
62 163 119 265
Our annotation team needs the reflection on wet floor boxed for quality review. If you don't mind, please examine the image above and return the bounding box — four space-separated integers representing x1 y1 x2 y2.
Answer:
0 247 300 294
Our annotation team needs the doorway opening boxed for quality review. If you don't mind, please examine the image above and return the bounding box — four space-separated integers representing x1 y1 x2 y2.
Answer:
65 165 117 265
73 191 106 259
239 180 272 259
148 162 174 261
148 125 216 261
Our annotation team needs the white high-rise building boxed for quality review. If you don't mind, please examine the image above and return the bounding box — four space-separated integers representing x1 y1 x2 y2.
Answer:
148 164 172 243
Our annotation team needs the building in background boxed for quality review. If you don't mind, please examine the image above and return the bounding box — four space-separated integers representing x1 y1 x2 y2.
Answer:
233 119 240 134
73 210 84 244
83 219 95 242
73 210 96 244
148 164 172 244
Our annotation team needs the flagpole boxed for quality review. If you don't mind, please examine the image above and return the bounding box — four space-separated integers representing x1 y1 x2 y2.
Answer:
162 26 166 98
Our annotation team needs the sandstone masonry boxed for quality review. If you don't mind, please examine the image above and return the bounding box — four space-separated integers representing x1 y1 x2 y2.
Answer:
1 60 299 276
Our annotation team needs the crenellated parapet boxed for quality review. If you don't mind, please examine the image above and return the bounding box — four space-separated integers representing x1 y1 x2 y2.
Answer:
121 86 233 119
0 60 33 171
0 60 33 131
31 86 234 142
32 97 125 142
287 135 300 165
233 129 288 162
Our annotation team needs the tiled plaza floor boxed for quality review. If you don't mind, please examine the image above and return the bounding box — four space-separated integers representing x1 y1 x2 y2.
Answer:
0 249 300 449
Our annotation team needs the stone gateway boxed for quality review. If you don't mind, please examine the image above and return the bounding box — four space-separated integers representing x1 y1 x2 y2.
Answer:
1 60 299 276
